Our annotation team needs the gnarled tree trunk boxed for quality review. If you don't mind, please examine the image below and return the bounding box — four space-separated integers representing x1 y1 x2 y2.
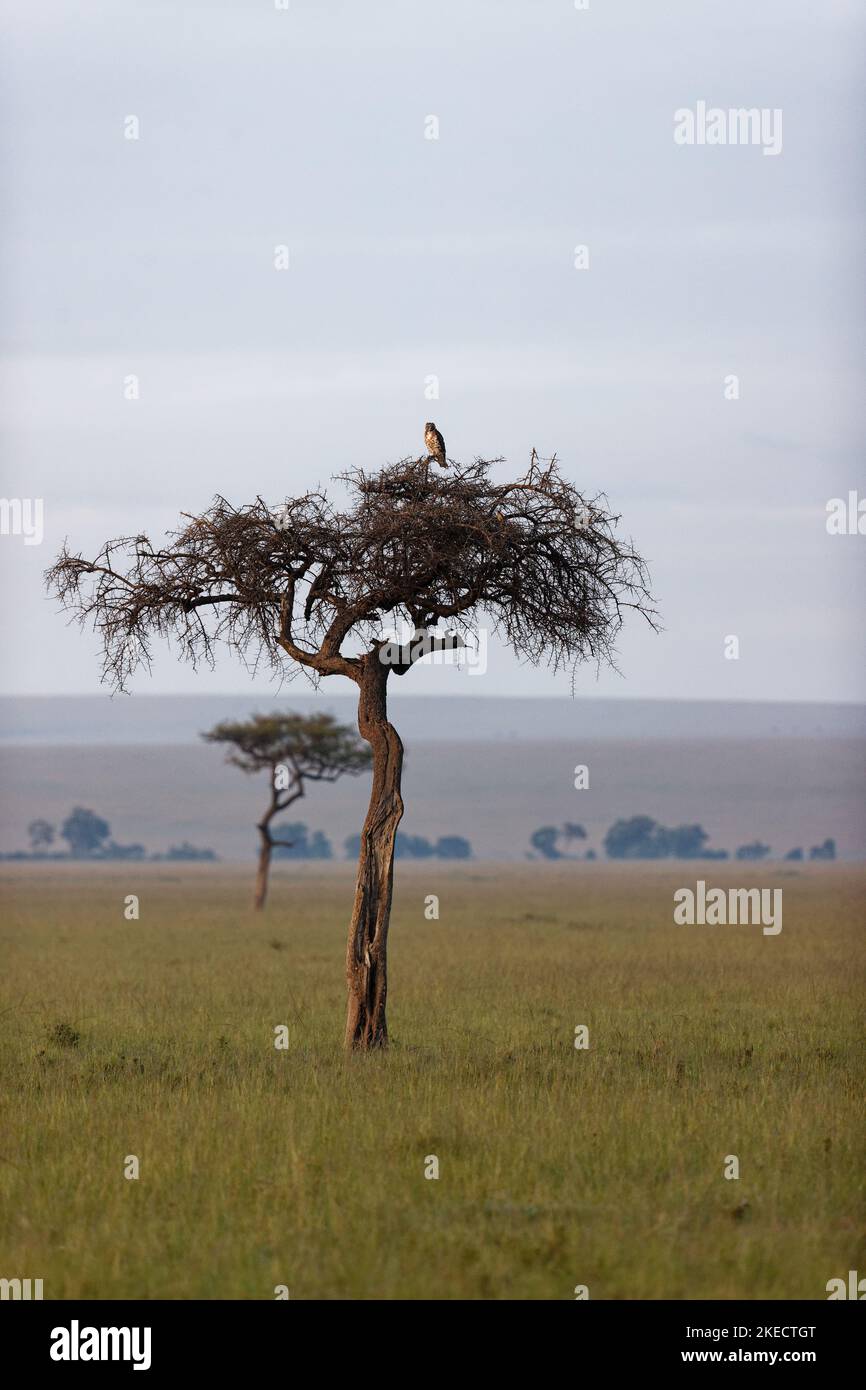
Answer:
252 782 302 912
253 826 272 911
345 654 403 1049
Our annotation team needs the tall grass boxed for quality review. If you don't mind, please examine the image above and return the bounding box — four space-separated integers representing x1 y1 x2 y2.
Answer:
0 862 862 1299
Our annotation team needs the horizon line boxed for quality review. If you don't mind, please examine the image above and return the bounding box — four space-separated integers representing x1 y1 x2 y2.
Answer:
2 692 864 709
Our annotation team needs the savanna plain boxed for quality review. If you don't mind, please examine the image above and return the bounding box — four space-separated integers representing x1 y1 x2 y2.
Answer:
1 862 862 1300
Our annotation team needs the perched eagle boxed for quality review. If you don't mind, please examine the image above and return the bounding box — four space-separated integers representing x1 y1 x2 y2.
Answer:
424 421 448 468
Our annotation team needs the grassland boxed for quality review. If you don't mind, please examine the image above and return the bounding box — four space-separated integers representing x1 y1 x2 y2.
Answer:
0 862 863 1300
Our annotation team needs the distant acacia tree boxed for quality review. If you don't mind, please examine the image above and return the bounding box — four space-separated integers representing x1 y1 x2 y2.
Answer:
530 823 587 859
104 839 146 861
396 833 436 859
27 818 55 851
603 816 663 859
202 712 370 910
665 824 710 858
47 453 654 1048
60 807 110 858
270 823 333 861
735 841 771 861
435 835 472 860
809 838 836 861
603 816 725 861
155 843 219 862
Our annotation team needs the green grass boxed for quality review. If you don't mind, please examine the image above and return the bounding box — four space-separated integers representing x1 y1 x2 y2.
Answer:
0 861 863 1300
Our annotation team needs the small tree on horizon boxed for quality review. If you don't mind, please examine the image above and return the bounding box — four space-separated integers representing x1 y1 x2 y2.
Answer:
271 823 333 860
529 823 587 860
202 712 370 909
735 841 772 861
809 838 836 861
47 452 655 1049
60 807 111 859
28 818 55 852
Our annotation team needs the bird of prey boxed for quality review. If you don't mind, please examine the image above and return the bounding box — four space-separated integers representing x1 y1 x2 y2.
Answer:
424 422 448 468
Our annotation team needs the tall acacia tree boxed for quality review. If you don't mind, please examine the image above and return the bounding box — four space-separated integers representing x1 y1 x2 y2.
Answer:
202 711 370 910
47 453 655 1049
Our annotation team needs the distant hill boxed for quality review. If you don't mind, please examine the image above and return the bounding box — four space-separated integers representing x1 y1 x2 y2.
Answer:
1 694 863 746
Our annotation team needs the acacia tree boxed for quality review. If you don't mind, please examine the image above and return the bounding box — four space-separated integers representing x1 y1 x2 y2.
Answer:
202 711 371 910
61 807 111 859
28 818 56 851
46 453 655 1049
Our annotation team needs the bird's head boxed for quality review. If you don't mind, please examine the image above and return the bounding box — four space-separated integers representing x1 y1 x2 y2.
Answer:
425 421 436 432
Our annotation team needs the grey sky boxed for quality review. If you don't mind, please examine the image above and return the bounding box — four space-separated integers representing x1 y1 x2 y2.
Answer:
1 0 864 700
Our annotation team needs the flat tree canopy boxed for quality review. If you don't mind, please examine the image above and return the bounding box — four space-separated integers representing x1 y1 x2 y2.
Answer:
202 712 371 781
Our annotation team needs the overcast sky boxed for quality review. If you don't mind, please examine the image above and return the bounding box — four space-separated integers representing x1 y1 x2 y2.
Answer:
1 0 863 702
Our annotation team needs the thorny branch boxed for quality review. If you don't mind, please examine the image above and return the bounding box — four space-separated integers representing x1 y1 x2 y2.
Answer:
46 455 657 691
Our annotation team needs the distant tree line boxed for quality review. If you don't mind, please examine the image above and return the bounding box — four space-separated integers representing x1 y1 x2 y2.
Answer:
267 827 474 861
1 808 218 862
249 826 474 861
4 807 474 865
528 816 837 862
344 832 472 861
271 823 333 860
5 806 837 867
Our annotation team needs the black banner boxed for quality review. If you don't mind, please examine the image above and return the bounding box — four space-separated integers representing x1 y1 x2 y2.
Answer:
2 1299 860 1375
